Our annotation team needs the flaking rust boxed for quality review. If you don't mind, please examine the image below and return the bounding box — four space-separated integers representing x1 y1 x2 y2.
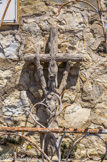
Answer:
0 127 107 134
24 26 82 159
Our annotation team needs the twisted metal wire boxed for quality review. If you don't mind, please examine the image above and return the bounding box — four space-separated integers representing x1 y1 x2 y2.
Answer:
66 133 107 162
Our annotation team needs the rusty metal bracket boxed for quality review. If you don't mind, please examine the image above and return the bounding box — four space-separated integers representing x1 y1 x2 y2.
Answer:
0 127 107 161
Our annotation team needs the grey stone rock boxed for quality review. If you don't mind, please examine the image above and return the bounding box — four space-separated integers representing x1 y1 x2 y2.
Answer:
64 104 91 127
94 74 107 83
62 91 76 103
4 41 20 60
23 22 40 34
3 90 30 116
0 70 13 88
1 34 14 48
91 102 107 127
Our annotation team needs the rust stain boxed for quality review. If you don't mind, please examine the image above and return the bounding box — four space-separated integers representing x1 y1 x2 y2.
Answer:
0 127 106 134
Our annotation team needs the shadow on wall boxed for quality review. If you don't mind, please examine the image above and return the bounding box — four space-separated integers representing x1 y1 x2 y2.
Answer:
0 29 81 160
17 53 80 156
18 56 81 123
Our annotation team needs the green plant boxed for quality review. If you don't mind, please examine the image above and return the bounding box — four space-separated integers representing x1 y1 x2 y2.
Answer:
61 141 77 159
99 154 107 160
0 136 23 146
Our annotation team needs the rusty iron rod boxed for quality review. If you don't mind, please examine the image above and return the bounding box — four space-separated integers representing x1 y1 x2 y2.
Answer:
56 0 98 16
0 127 107 134
0 0 12 27
19 134 51 162
0 133 51 162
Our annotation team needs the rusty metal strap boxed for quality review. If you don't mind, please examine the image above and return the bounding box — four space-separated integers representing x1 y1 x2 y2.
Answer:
0 127 107 134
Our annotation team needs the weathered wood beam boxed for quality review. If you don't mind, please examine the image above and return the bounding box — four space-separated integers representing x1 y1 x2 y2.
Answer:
24 53 83 62
0 127 106 134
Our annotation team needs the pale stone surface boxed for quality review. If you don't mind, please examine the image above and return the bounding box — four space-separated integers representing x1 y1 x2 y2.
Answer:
91 104 107 127
0 70 13 87
0 34 20 60
64 104 91 127
62 91 76 103
4 41 20 60
23 23 40 34
3 90 30 116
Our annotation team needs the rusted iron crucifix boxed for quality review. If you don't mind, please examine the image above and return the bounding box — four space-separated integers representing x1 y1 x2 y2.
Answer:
24 26 82 157
24 26 82 96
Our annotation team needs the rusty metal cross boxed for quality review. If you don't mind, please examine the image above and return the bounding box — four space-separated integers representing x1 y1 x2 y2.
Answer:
25 26 83 158
24 26 83 96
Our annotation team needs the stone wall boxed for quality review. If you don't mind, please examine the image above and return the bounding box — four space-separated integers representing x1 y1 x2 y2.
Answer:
0 0 107 160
